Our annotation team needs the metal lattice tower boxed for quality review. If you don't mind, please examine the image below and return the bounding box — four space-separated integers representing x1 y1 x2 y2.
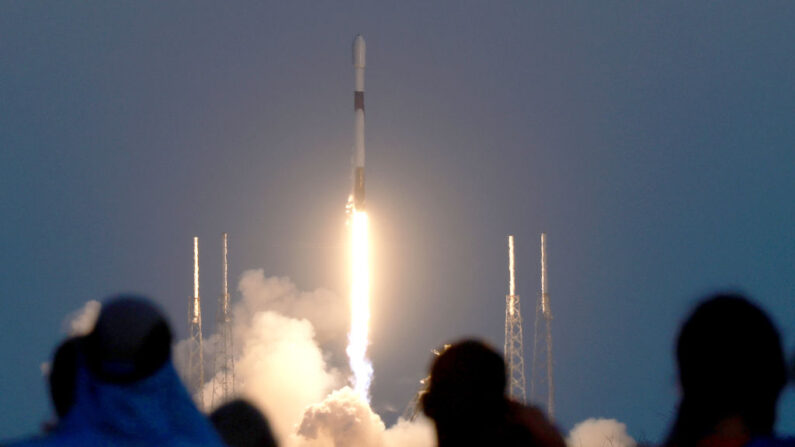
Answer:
504 235 527 403
211 233 235 408
187 236 205 411
531 233 555 420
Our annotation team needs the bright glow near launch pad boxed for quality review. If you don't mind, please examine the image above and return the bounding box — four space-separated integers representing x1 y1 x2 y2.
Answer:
347 208 373 402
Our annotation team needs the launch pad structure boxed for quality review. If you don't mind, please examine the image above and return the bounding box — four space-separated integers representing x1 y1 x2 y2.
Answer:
187 236 205 411
184 234 237 411
504 235 527 403
211 233 235 408
531 233 555 420
504 233 555 420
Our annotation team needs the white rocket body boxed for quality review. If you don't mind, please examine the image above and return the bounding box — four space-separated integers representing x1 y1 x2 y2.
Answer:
352 35 366 209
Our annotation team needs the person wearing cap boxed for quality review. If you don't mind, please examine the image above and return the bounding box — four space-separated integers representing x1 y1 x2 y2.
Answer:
10 295 225 447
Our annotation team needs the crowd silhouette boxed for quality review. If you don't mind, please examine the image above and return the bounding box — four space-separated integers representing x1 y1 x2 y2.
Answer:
3 292 793 447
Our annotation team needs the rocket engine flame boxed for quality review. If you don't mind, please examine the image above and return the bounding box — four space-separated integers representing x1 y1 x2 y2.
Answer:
347 209 373 402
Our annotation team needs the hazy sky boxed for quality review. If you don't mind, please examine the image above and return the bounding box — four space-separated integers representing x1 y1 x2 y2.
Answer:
1 1 794 441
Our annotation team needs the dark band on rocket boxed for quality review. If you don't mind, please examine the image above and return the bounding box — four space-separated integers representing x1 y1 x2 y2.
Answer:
354 167 365 207
354 92 364 111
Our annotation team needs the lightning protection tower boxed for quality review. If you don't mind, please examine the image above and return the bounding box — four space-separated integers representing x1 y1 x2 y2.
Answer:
187 236 205 411
531 233 555 420
504 235 527 403
212 232 235 408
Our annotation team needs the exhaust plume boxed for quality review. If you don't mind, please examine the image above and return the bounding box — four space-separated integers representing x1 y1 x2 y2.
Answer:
347 210 373 402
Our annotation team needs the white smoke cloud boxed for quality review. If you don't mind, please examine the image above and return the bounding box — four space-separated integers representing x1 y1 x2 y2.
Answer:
291 387 434 447
295 387 385 447
63 300 101 336
567 418 636 447
196 271 345 439
236 270 348 346
203 310 342 440
193 270 433 447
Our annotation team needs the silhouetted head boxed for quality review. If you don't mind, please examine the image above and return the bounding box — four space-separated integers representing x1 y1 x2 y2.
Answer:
210 399 278 447
49 337 81 418
82 295 172 383
667 294 786 446
421 339 507 424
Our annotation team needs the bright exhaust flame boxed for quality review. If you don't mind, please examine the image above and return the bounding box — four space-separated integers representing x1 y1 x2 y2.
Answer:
347 208 373 402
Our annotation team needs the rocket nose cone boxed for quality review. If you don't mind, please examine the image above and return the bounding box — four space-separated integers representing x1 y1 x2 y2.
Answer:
353 35 366 68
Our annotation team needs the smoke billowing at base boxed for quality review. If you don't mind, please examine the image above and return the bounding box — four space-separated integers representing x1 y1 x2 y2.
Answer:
67 271 636 447
182 269 434 447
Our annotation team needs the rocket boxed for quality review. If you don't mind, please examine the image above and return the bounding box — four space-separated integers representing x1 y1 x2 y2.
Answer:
352 34 366 210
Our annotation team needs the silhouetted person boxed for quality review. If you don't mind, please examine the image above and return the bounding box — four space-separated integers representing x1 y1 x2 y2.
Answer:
665 294 789 447
210 399 278 447
9 295 224 447
421 339 565 447
43 337 81 431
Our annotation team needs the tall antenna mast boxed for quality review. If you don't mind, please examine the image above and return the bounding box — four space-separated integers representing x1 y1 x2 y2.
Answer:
187 236 205 411
212 233 235 408
504 235 527 402
532 233 555 419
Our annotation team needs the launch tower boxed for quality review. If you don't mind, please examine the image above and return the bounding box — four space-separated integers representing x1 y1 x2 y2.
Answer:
187 236 205 411
531 233 555 419
211 233 235 407
504 235 527 403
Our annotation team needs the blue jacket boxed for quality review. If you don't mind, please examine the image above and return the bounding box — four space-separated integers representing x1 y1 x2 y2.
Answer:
11 360 224 447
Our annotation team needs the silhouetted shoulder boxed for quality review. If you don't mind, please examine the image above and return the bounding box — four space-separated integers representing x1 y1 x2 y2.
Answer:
210 399 278 447
747 437 795 447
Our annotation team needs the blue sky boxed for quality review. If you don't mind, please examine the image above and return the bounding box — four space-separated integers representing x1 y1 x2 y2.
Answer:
1 1 793 442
